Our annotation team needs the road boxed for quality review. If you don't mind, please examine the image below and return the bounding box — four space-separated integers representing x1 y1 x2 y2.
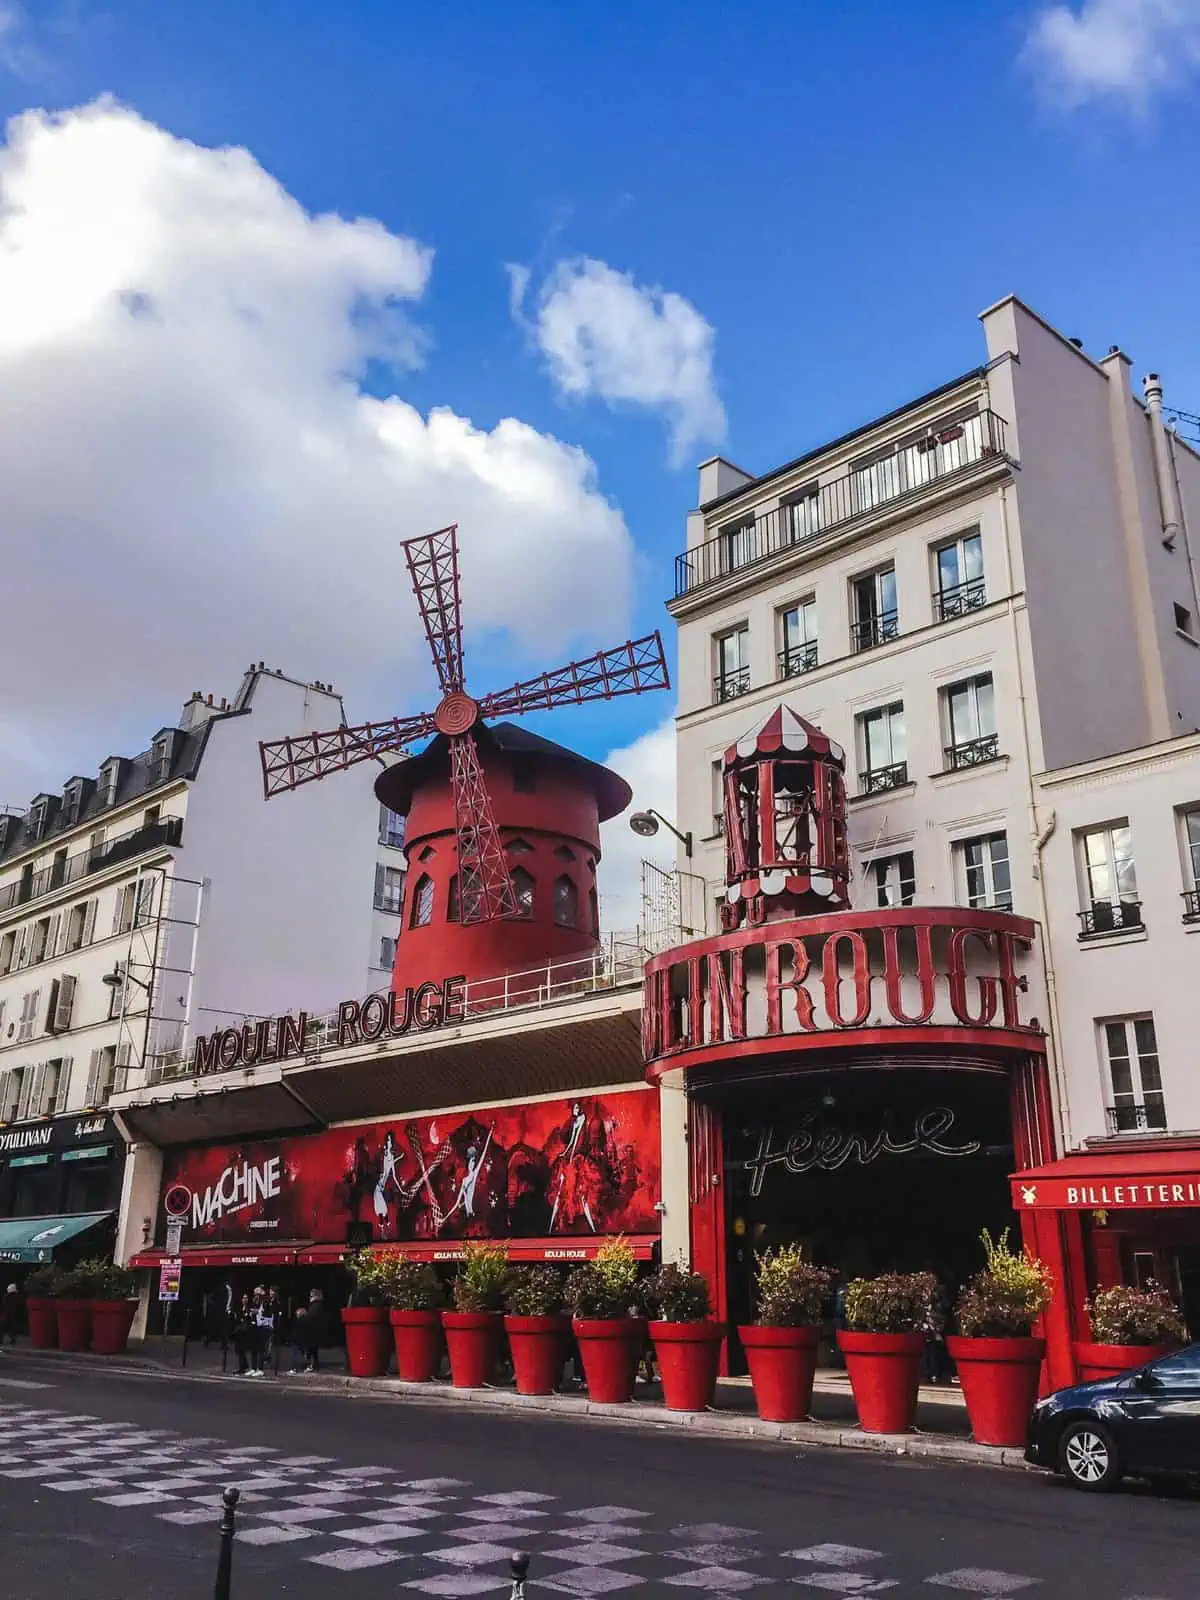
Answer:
0 1355 1195 1598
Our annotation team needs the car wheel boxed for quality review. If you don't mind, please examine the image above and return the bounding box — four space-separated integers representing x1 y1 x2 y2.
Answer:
1059 1420 1120 1491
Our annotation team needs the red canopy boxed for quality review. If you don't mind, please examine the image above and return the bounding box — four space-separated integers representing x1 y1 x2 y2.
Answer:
1012 1146 1200 1211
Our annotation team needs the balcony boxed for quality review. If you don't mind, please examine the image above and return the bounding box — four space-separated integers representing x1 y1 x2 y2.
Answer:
1078 900 1143 939
0 816 183 916
713 668 751 704
1106 1102 1167 1135
1183 888 1200 922
674 408 1010 598
858 761 909 797
935 576 987 622
778 641 819 680
944 733 1000 771
851 611 899 653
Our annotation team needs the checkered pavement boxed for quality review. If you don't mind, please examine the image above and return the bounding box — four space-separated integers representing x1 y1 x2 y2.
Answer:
0 1401 1149 1596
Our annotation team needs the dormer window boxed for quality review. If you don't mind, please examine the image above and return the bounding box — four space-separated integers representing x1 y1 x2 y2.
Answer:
0 815 15 852
98 760 121 807
63 781 83 824
25 797 53 843
151 729 179 784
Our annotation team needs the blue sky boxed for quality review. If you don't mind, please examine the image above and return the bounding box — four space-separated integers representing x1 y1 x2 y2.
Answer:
2 0 1199 855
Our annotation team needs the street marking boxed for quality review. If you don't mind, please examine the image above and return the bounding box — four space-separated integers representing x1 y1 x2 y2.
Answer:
926 1574 1038 1595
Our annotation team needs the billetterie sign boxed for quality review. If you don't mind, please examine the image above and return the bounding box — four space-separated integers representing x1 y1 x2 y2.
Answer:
192 975 467 1076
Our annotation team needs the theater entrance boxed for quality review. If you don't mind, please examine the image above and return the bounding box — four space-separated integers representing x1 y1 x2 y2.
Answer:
717 1066 1017 1375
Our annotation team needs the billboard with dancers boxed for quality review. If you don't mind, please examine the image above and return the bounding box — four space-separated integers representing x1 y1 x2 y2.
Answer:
158 1089 661 1247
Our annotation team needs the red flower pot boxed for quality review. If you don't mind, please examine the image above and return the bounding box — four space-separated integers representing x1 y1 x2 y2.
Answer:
505 1315 569 1396
739 1324 819 1422
945 1335 1045 1447
1074 1340 1176 1383
90 1299 138 1356
341 1306 392 1377
573 1317 644 1403
650 1321 726 1412
389 1309 443 1382
442 1311 503 1389
26 1298 58 1350
837 1329 926 1433
55 1299 92 1353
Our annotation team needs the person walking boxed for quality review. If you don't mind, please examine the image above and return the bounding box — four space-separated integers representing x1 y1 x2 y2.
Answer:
231 1293 257 1376
251 1286 274 1376
1 1283 22 1345
289 1288 325 1374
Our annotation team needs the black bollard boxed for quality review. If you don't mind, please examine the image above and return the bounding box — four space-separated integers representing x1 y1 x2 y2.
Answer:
213 1485 240 1600
509 1551 530 1599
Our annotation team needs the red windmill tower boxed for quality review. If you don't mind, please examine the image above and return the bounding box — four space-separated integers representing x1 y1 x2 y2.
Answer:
259 525 670 990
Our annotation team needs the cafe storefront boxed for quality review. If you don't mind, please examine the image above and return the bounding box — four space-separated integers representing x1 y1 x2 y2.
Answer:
0 1112 122 1275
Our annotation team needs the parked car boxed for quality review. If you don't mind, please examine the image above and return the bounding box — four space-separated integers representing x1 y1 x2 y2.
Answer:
1026 1342 1200 1491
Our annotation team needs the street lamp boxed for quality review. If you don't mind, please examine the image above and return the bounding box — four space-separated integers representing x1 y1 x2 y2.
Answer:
628 808 693 858
102 964 152 995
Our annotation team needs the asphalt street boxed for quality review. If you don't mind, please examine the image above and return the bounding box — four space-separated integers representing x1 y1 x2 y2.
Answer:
0 1355 1195 1599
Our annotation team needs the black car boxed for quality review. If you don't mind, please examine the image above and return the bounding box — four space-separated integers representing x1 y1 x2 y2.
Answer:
1026 1342 1200 1491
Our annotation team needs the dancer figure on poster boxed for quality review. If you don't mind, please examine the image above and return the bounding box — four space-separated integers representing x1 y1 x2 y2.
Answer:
549 1100 599 1233
441 1125 495 1231
372 1130 403 1238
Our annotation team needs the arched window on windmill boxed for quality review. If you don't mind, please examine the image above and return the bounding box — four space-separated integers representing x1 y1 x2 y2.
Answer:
553 874 578 928
448 868 482 924
511 865 535 919
411 873 435 928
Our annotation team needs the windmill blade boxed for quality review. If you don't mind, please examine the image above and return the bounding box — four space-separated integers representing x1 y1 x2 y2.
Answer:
402 524 466 695
447 729 518 923
477 631 671 720
259 711 436 799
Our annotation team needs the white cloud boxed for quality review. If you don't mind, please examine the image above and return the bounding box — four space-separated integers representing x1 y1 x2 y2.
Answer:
0 100 635 804
1024 0 1200 107
597 713 677 938
513 256 725 467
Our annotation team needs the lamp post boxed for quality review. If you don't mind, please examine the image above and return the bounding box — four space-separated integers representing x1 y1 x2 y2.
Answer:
628 808 693 858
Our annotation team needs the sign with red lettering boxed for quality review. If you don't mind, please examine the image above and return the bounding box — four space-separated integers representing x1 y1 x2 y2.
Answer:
1013 1174 1200 1210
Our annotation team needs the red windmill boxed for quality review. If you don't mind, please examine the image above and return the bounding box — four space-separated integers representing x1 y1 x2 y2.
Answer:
259 525 670 950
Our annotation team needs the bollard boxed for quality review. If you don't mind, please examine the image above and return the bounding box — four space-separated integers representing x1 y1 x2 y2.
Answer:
213 1485 240 1600
509 1551 530 1599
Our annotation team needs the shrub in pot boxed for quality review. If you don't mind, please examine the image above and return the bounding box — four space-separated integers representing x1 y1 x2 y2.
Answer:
24 1264 65 1350
85 1259 139 1356
54 1263 96 1353
946 1230 1053 1446
387 1259 445 1382
342 1250 395 1378
565 1237 644 1404
504 1266 569 1396
1076 1283 1187 1382
645 1262 725 1413
739 1246 833 1423
838 1271 936 1434
444 1242 509 1388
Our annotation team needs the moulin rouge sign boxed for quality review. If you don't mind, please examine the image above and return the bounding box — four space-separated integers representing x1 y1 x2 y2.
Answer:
642 908 1044 1071
192 975 468 1076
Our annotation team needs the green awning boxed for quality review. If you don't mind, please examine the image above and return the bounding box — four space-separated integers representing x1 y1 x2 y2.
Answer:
0 1211 113 1264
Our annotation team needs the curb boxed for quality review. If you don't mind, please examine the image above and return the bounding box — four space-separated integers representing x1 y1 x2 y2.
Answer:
12 1348 1031 1473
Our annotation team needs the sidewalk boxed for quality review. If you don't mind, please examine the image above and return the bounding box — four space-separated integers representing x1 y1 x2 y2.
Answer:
10 1337 1030 1473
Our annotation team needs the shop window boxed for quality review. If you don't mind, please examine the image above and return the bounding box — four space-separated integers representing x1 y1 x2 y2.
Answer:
1076 822 1141 935
410 874 435 928
511 866 535 919
553 875 578 928
1101 1016 1165 1134
870 851 915 908
956 832 1012 911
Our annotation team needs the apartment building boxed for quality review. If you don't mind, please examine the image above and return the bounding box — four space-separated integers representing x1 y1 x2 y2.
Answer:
0 664 404 1265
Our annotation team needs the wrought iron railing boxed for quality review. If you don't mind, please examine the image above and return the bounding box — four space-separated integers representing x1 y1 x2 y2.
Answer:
857 761 909 797
1182 888 1200 921
944 733 1000 771
851 611 899 653
1078 900 1143 937
713 668 751 703
0 816 183 916
1106 1101 1167 1135
778 642 819 679
674 408 1010 597
935 577 987 622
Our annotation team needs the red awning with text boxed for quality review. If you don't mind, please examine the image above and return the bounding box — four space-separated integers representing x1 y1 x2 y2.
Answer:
296 1235 660 1267
1012 1148 1200 1212
129 1245 302 1269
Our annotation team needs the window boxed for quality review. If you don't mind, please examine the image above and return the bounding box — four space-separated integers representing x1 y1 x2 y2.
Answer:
49 848 68 891
1181 809 1200 919
783 482 822 543
1078 823 1141 934
0 930 15 976
943 673 999 769
410 874 435 928
98 761 119 807
378 805 406 848
86 1044 128 1106
36 1059 66 1118
851 567 898 652
1103 1017 1165 1133
65 901 96 952
376 864 405 915
29 918 51 965
447 872 481 923
16 989 40 1043
417 845 435 863
554 845 576 864
856 702 907 794
63 781 83 824
50 975 76 1033
711 760 725 837
0 1070 20 1122
870 851 915 908
26 799 48 843
107 962 127 1020
958 832 1013 911
850 445 902 512
714 626 750 702
719 515 758 574
112 880 147 936
511 866 535 919
553 875 578 928
506 838 533 857
1175 603 1194 637
934 531 985 620
589 886 599 937
379 935 397 972
778 598 818 679
143 805 161 830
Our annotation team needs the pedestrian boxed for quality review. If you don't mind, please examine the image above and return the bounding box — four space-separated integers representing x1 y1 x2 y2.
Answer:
289 1288 325 1374
252 1285 274 1376
231 1293 257 1377
1 1282 21 1345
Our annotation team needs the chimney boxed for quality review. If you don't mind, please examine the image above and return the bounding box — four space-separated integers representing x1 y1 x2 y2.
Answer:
1143 373 1184 550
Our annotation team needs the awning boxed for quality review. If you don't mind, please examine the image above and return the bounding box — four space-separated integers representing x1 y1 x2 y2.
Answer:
0 1211 113 1264
297 1234 661 1267
129 1244 301 1269
1012 1148 1200 1212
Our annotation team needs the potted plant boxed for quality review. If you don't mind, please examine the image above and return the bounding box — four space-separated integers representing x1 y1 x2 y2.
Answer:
504 1266 570 1395
24 1264 64 1350
646 1262 725 1413
55 1262 97 1352
341 1249 394 1378
738 1246 833 1422
443 1242 509 1388
837 1271 936 1434
945 1230 1053 1447
388 1259 445 1382
86 1259 139 1356
564 1237 644 1404
1075 1283 1187 1382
